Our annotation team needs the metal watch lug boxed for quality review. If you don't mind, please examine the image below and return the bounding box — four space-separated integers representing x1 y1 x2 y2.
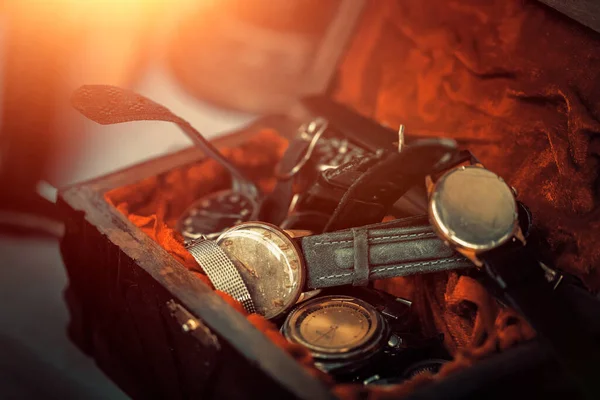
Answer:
296 289 322 304
514 226 527 246
455 247 484 268
539 262 564 290
284 229 313 238
167 300 221 351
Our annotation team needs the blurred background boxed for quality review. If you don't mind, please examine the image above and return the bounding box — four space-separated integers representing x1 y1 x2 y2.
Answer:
0 0 363 397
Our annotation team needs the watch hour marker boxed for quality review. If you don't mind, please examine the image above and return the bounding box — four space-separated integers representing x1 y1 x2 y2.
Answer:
290 261 298 270
223 239 233 247
279 244 289 251
272 299 284 307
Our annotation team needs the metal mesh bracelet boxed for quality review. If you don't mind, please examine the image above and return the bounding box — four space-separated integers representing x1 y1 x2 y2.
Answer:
186 238 256 314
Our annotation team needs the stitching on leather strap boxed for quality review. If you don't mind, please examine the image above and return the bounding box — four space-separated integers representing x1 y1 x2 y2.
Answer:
316 256 468 281
317 272 352 280
371 257 468 274
352 227 370 286
313 231 434 246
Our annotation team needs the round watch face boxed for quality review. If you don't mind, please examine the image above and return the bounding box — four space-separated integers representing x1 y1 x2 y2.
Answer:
429 166 518 252
282 296 386 361
216 222 305 319
177 190 256 241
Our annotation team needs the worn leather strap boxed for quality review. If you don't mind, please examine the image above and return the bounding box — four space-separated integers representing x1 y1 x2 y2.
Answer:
297 216 472 289
323 139 458 232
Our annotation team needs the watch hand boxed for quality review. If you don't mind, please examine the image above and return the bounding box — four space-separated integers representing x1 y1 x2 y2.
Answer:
314 326 336 342
328 326 339 343
229 253 259 278
239 260 260 279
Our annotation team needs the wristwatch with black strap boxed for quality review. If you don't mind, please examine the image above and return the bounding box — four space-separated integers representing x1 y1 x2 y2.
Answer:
428 164 600 400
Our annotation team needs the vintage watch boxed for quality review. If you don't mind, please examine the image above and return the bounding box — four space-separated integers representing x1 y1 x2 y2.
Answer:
70 85 261 242
428 165 525 265
281 295 405 375
428 164 600 399
178 190 258 241
212 216 475 319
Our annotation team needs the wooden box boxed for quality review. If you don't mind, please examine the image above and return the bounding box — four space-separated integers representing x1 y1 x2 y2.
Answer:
58 1 600 399
58 125 337 399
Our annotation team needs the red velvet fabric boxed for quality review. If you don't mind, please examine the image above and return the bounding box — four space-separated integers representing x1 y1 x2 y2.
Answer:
333 0 600 290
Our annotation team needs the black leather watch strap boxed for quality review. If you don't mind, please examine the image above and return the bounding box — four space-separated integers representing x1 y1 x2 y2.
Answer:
296 216 472 289
480 244 600 400
323 139 458 232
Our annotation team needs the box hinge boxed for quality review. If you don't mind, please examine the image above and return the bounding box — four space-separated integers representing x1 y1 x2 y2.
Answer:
166 300 221 351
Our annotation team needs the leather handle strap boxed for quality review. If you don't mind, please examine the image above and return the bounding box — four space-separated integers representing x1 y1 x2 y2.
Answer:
298 216 472 289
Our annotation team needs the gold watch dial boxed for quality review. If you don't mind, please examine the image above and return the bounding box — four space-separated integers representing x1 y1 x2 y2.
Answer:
429 166 519 252
283 296 385 359
216 222 304 319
